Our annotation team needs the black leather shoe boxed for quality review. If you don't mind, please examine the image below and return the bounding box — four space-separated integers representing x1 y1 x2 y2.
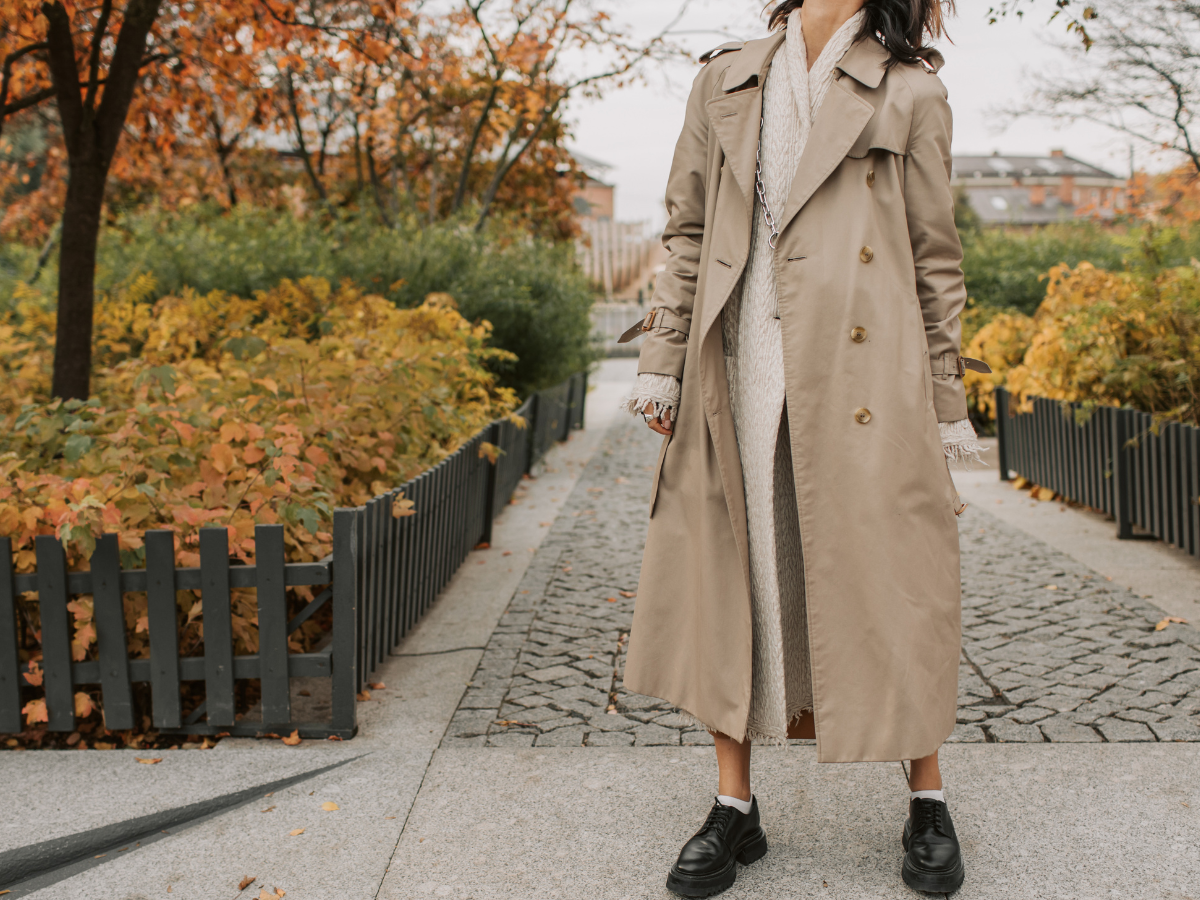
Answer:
902 797 966 893
666 797 769 898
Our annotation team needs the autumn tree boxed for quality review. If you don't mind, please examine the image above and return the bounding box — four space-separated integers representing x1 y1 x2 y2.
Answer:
2 1 688 398
1 1 165 400
998 0 1200 177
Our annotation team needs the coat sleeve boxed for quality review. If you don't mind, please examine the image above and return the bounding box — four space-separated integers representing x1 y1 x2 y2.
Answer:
637 68 713 380
902 74 969 423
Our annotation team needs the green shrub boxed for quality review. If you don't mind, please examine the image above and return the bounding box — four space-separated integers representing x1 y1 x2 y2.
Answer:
2 205 598 397
957 221 1200 315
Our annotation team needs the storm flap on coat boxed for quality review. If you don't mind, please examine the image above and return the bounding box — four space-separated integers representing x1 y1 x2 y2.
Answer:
622 30 969 763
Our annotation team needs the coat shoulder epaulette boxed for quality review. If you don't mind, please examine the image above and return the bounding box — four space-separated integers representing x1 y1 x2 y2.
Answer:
698 41 744 64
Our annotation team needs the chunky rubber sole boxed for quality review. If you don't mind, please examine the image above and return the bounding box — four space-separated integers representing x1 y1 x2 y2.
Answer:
901 857 965 894
901 825 965 893
665 830 769 898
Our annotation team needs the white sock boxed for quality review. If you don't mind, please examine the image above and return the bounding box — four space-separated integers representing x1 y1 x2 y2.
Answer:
910 789 945 803
717 794 753 815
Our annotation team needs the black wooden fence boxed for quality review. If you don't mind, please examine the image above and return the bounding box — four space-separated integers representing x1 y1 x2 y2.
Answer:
995 386 1200 553
0 371 588 739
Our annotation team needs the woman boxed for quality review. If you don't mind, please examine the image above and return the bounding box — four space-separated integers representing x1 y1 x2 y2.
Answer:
619 0 983 895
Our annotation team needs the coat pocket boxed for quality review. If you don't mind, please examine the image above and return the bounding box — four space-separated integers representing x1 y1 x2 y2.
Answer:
648 431 674 517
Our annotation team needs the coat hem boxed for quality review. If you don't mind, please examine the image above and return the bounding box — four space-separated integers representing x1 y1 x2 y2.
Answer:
675 706 815 747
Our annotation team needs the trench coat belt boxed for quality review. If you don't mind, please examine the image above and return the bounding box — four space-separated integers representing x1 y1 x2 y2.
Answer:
930 353 992 376
617 308 692 344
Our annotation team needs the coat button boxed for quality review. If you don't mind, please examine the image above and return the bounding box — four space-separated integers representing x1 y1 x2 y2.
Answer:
859 246 874 263
850 326 867 342
855 407 871 424
866 170 875 187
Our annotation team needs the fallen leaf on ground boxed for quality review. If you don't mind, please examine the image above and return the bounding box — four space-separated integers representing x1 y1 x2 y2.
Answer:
1044 585 1058 591
562 566 572 573
494 720 536 728
322 801 340 811
281 730 302 746
619 591 636 598
368 682 385 690
385 816 396 819
357 690 371 701
606 597 617 603
261 806 276 813
238 875 256 890
502 550 512 556
327 735 343 741
136 757 163 764
298 689 311 697
538 522 551 527
474 541 490 550
289 828 305 836
1155 616 1189 631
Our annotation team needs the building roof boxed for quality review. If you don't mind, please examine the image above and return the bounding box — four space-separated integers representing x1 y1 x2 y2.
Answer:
951 152 1120 182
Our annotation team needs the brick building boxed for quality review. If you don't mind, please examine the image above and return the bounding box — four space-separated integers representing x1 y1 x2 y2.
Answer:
951 149 1129 226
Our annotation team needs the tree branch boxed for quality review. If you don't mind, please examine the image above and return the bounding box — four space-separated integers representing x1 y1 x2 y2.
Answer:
84 0 114 111
40 2 85 150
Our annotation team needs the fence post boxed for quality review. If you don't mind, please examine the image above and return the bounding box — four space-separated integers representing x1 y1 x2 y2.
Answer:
1112 407 1135 540
481 422 500 546
90 534 135 731
255 524 291 727
524 392 540 473
145 530 181 728
995 387 1011 481
0 537 21 734
199 527 236 727
35 535 74 732
331 508 359 737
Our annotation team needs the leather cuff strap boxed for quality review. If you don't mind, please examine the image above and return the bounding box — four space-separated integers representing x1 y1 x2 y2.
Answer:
617 308 692 344
931 353 992 376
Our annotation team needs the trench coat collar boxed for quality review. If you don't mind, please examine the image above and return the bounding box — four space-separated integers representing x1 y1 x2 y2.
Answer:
835 34 890 88
775 38 882 237
703 32 785 212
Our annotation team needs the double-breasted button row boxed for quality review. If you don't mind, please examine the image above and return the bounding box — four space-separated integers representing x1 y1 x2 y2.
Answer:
859 246 874 263
866 170 875 188
850 326 867 342
855 407 872 424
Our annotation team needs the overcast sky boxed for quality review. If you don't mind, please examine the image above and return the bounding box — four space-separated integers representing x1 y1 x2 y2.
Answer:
567 0 1147 226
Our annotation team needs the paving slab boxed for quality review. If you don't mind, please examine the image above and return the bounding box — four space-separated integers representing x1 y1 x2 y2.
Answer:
378 743 1200 900
21 747 428 900
954 439 1200 626
0 747 353 856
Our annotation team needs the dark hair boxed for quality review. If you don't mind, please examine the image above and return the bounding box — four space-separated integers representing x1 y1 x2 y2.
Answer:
767 0 954 68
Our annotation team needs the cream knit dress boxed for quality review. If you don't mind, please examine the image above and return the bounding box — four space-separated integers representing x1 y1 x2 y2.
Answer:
626 12 981 742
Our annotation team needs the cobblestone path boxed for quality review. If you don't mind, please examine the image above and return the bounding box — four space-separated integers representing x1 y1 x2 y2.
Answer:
442 416 1200 748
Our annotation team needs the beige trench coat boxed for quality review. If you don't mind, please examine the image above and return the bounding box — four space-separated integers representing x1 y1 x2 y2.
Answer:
623 31 969 763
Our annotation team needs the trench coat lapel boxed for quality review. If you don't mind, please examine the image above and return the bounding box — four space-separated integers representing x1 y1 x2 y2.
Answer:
698 33 784 348
776 37 887 236
703 32 784 212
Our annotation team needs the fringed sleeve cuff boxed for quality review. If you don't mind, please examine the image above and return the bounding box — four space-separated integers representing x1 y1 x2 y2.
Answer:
940 418 985 467
622 372 681 421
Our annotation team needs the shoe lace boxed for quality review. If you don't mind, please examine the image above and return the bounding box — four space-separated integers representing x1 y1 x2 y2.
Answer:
701 801 737 835
911 799 945 836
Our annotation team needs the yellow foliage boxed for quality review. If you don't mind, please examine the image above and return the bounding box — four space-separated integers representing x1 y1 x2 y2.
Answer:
0 276 517 688
963 261 1200 428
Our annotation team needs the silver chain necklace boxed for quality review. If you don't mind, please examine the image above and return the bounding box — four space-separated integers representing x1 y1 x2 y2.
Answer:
753 117 780 250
